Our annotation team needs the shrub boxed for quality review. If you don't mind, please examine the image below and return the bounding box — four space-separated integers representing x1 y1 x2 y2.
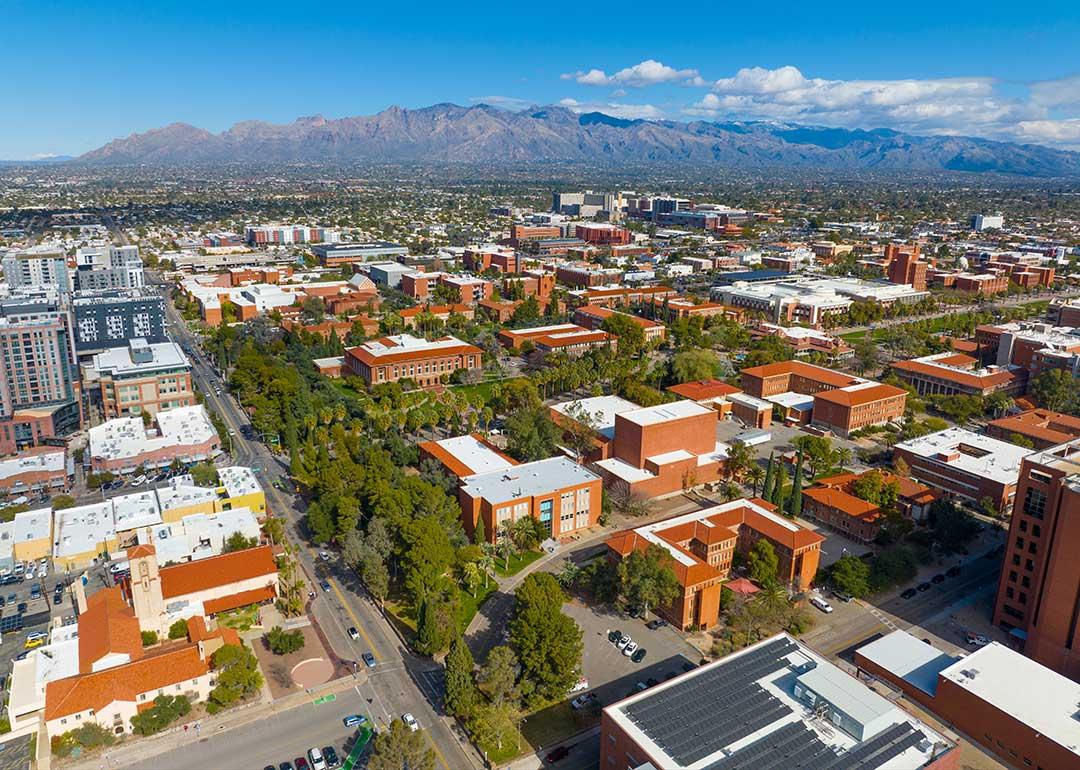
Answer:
130 694 191 735
266 626 305 655
168 619 190 640
141 630 158 647
51 723 115 756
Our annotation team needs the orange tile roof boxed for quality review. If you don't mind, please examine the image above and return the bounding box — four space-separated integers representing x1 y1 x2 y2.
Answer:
344 337 483 367
814 382 908 407
78 587 144 674
668 380 742 401
46 644 209 721
536 330 614 348
126 544 156 560
988 409 1080 445
574 304 663 328
159 545 277 600
203 586 276 615
891 358 1022 391
802 486 881 521
398 304 472 318
740 360 860 388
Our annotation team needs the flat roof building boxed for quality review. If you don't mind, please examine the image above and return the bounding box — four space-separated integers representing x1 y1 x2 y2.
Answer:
893 428 1032 513
311 242 407 266
343 334 482 389
84 338 194 419
856 631 1079 770
87 405 221 473
603 633 954 770
418 434 517 478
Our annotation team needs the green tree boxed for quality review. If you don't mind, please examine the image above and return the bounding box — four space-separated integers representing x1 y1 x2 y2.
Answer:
671 348 720 383
130 695 191 735
478 645 519 705
468 702 522 757
208 643 263 709
509 574 583 705
51 494 76 510
616 544 681 617
600 313 647 358
141 630 158 647
167 619 189 640
930 499 982 555
367 719 436 770
773 466 788 514
830 554 871 598
223 531 258 553
1031 369 1079 413
444 635 479 719
747 539 780 586
189 461 220 487
761 452 776 502
853 334 879 374
505 406 560 462
788 448 804 518
266 626 305 655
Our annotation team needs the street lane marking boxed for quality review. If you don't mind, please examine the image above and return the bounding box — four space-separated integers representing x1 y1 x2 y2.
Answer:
330 578 382 660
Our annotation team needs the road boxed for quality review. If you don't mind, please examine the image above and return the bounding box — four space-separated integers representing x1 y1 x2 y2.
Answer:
150 290 477 770
831 290 1068 335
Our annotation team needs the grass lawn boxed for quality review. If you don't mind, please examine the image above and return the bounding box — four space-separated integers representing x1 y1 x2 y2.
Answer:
494 550 543 578
458 580 497 630
216 603 261 631
450 376 526 403
476 728 527 765
521 701 595 751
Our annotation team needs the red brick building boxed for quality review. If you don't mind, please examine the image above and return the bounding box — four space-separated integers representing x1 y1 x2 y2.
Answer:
885 243 929 291
891 352 1025 397
463 246 518 274
574 223 632 246
508 224 561 245
606 501 823 629
802 470 937 543
572 304 666 343
986 409 1080 449
343 334 482 388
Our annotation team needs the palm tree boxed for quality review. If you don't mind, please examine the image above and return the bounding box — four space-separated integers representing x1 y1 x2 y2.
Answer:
478 550 496 588
498 520 517 571
511 516 543 553
748 465 766 497
835 447 853 473
721 481 742 502
462 562 481 598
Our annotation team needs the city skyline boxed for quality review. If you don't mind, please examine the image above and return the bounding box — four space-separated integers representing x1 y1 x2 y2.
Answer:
4 0 1080 158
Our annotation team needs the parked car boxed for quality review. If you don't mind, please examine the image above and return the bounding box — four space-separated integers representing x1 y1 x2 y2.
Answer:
931 574 946 584
53 593 63 606
24 632 47 649
810 596 834 614
362 652 376 668
917 582 932 592
901 588 918 599
402 713 419 732
278 763 294 770
29 585 40 600
320 580 331 592
544 746 570 764
607 629 621 643
130 475 147 487
616 634 632 651
646 619 668 630
965 632 990 647
622 641 639 657
570 693 595 710
321 747 339 769
568 677 589 695
631 647 647 663
307 747 326 770
832 590 853 603
294 758 309 770
342 715 367 728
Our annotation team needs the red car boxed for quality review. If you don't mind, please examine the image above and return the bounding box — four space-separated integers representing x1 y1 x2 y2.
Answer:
545 746 570 763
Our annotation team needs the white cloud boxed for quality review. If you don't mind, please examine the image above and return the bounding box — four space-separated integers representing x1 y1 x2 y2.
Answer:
558 98 664 120
562 59 699 88
1015 119 1080 149
1030 74 1080 109
469 95 533 111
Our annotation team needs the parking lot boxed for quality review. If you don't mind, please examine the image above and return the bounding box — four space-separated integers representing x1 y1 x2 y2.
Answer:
562 600 701 710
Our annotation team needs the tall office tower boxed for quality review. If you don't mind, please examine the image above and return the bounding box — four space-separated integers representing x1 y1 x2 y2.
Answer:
1 250 71 293
993 439 1080 680
74 245 145 290
71 289 167 354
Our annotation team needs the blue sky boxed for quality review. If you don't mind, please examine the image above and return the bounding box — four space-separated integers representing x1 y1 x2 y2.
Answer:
4 0 1080 157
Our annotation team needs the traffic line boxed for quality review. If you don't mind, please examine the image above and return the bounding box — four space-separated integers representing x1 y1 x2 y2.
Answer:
329 578 383 660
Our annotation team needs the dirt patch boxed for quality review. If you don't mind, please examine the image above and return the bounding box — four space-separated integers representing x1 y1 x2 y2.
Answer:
252 624 337 699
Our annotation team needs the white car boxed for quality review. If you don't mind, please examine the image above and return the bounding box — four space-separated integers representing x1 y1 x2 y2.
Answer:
623 641 639 657
402 713 419 732
130 475 147 487
568 677 589 695
616 634 632 651
308 747 327 770
810 596 834 614
570 693 595 710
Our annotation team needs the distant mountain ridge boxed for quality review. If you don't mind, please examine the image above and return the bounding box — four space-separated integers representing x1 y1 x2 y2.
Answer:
75 103 1080 177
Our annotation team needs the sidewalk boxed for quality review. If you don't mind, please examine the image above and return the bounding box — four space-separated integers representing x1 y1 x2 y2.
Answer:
61 674 366 770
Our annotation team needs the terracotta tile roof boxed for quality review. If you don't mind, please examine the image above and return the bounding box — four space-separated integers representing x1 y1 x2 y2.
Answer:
803 486 881 521
203 586 276 615
668 380 742 401
891 358 1023 391
78 587 144 674
46 644 209 721
575 304 663 329
160 545 277 600
725 577 760 595
810 470 936 512
605 529 720 586
536 330 614 348
740 360 860 389
814 382 908 407
344 337 482 367
988 409 1080 445
126 544 156 560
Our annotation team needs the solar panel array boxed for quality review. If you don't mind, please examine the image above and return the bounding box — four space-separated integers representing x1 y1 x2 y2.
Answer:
820 722 928 770
705 722 835 770
623 637 799 765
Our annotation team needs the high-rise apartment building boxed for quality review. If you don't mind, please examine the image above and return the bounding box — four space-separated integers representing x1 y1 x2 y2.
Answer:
71 290 167 353
992 439 1080 681
74 245 144 290
1 250 71 293
884 243 928 291
0 296 81 453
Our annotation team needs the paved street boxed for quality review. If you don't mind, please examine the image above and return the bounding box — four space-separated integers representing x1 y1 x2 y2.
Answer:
143 294 479 770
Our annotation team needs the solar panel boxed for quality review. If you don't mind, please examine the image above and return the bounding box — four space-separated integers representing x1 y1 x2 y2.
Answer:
824 723 926 770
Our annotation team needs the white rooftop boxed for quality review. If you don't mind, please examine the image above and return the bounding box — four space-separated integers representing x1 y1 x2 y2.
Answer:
427 435 515 476
938 642 1080 758
894 427 1033 485
551 395 639 439
619 399 712 427
53 501 114 558
137 506 261 565
217 465 261 497
766 391 816 411
0 448 67 482
356 333 471 358
155 475 218 513
111 490 162 532
13 507 52 544
91 340 189 377
856 630 959 696
460 456 600 505
89 405 217 463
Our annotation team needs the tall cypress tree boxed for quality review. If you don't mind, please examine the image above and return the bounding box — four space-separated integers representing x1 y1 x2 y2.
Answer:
774 466 789 515
444 635 478 719
761 452 776 503
789 448 805 519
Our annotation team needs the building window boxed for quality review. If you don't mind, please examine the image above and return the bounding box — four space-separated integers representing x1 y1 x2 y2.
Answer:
1022 487 1046 520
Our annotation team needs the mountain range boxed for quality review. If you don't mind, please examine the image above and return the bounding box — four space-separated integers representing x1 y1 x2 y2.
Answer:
75 103 1080 177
